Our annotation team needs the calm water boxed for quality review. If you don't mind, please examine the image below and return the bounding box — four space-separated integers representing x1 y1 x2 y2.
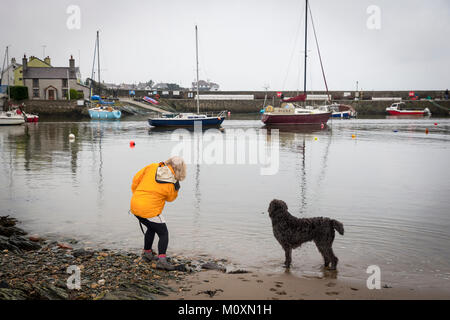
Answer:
1 115 450 292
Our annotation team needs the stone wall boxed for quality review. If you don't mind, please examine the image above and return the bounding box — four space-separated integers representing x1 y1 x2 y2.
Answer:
114 89 449 101
19 99 88 116
162 98 450 116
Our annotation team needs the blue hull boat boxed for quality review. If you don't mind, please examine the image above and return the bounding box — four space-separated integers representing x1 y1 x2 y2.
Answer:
331 111 351 118
148 115 225 127
88 108 121 119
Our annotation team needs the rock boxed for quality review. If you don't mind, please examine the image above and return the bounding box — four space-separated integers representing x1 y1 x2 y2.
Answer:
72 248 93 258
0 216 18 227
0 288 29 300
227 269 250 274
57 243 73 250
0 280 10 288
173 264 189 272
28 236 42 242
201 262 226 272
32 284 69 300
0 225 26 237
98 279 106 286
8 235 41 251
91 283 99 289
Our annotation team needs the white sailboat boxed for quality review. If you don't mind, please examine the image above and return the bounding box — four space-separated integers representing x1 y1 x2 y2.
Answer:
1 46 25 125
148 25 226 127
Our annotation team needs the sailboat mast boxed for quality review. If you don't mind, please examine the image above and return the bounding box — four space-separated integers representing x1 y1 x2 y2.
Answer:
303 0 308 96
195 25 200 114
6 46 10 100
97 31 101 85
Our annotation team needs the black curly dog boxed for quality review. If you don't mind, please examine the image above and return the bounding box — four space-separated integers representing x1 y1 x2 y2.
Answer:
268 199 344 270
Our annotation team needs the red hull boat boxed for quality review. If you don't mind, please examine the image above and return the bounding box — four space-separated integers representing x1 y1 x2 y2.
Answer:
262 110 331 125
386 102 430 116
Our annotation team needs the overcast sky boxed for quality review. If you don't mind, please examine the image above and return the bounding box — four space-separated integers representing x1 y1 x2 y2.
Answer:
1 0 449 91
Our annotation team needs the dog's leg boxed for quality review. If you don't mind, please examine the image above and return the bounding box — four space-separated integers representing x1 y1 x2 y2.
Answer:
283 247 292 268
315 242 330 268
327 247 338 270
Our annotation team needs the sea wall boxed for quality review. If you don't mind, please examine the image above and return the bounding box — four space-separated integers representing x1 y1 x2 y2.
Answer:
162 98 450 116
15 100 88 117
8 96 450 117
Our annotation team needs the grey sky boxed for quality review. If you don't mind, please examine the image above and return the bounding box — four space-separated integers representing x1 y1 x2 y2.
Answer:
1 0 449 91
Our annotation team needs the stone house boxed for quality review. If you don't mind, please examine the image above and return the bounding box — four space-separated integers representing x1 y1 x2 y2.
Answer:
22 55 89 100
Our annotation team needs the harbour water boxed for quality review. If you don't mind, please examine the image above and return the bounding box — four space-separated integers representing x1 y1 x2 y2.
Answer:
1 115 449 293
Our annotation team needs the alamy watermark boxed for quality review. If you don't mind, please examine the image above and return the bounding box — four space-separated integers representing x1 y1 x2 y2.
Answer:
366 265 381 289
170 122 280 175
366 5 381 30
66 5 81 30
66 265 81 290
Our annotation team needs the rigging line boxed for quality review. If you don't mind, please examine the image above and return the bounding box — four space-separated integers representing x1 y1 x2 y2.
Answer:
91 35 97 81
281 3 305 91
308 2 330 102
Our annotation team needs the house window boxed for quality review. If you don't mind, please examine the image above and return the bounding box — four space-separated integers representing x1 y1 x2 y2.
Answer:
33 89 39 98
62 89 68 98
62 79 68 87
32 79 39 88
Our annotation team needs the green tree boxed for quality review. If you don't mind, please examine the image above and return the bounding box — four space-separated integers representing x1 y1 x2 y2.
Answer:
9 86 29 100
69 89 79 100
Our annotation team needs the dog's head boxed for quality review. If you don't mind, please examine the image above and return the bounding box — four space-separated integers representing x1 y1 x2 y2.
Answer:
268 199 288 219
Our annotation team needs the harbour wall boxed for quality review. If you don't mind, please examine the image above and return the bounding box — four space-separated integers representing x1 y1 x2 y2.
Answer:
161 99 450 116
8 96 450 117
12 100 88 117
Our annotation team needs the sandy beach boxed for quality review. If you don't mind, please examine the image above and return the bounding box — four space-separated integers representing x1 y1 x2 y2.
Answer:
163 269 450 300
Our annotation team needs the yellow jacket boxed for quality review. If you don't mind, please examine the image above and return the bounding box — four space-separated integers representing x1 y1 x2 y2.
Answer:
130 162 179 218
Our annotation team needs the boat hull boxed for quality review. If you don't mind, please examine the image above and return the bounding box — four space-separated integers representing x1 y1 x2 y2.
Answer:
386 110 425 116
0 118 25 125
261 112 331 125
331 111 351 118
148 117 225 127
88 109 122 119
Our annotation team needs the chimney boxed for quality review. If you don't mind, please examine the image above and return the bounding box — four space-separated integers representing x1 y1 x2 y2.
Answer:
69 55 75 68
44 56 51 65
22 55 27 71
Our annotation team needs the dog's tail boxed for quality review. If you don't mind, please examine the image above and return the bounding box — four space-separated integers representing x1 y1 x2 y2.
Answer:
332 220 344 235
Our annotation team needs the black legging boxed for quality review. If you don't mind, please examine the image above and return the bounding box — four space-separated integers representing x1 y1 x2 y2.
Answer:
136 216 169 255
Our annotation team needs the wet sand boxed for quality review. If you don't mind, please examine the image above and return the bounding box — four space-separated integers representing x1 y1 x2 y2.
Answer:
163 270 450 300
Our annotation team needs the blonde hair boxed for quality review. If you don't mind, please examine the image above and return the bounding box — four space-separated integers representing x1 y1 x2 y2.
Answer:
165 156 186 181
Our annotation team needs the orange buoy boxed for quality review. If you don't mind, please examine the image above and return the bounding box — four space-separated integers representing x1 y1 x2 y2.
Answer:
352 134 356 139
425 128 429 134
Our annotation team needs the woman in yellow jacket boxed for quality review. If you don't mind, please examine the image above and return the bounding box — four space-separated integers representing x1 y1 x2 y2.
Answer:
130 156 186 270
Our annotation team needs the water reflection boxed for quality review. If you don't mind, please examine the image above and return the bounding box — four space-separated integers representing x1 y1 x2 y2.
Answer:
1 118 450 292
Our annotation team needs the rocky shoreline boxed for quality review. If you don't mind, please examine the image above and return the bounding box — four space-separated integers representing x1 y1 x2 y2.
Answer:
0 216 228 300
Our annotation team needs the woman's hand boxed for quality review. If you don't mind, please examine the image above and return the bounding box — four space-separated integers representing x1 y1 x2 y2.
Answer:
174 181 180 191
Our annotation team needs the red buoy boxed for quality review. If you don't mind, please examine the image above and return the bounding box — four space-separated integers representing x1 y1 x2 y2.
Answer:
130 141 135 148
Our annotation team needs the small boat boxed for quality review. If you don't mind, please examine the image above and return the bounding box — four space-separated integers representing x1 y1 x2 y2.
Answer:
149 25 226 128
88 106 121 119
87 31 121 120
330 104 357 118
0 110 25 125
148 111 226 127
386 102 431 116
24 113 39 122
262 104 331 125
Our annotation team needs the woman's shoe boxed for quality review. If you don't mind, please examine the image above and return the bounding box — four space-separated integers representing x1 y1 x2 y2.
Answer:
142 250 158 262
156 257 175 271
